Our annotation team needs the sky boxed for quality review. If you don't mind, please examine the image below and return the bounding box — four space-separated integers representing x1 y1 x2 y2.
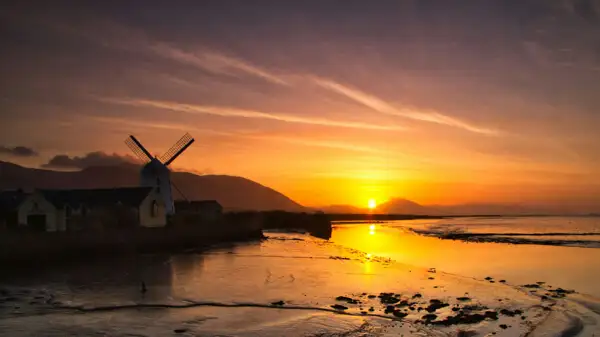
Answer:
1 0 600 210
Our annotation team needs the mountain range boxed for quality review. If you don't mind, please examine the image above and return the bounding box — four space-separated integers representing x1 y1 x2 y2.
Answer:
0 161 303 212
1 161 594 215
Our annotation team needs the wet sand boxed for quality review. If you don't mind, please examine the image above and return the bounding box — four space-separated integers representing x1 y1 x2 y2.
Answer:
1 224 599 336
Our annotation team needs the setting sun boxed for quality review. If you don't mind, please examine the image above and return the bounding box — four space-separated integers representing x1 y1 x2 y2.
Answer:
368 198 377 209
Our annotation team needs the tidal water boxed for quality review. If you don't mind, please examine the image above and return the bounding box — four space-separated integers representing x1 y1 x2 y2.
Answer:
1 216 599 336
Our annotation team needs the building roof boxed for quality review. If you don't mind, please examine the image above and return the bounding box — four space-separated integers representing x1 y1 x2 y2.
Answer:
40 187 154 209
0 189 29 212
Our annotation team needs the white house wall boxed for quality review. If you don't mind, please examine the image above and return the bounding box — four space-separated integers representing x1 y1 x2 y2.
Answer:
139 189 167 227
17 193 59 232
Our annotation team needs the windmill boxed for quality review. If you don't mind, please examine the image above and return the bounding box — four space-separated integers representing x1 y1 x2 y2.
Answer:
125 133 195 215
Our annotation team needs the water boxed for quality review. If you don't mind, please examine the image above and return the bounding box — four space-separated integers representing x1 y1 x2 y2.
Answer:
332 216 600 298
0 216 599 336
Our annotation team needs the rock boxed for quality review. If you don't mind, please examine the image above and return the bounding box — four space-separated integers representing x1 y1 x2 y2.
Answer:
174 328 188 333
412 293 422 299
393 310 408 318
335 296 359 304
368 307 374 312
385 305 396 313
428 277 435 280
367 295 376 299
499 309 522 317
422 313 437 321
499 324 508 329
499 280 506 283
271 300 285 306
485 277 493 281
484 311 498 320
456 297 471 302
379 293 400 304
331 304 348 310
426 299 449 313
523 284 540 289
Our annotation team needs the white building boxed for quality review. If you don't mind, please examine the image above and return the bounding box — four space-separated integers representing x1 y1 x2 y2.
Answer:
0 187 167 232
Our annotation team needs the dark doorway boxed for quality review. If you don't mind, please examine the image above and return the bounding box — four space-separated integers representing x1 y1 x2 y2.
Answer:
27 214 46 232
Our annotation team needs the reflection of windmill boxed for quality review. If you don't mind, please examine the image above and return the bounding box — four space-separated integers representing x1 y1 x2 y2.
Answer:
125 133 195 215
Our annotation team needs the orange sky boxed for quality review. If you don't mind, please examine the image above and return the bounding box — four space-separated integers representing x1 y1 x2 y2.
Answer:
1 2 600 210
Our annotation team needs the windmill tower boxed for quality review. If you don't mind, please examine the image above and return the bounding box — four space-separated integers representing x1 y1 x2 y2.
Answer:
125 133 195 215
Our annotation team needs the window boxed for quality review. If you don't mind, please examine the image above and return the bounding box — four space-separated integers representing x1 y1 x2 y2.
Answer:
151 200 159 217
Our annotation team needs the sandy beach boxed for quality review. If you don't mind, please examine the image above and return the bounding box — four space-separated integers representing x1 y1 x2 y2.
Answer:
1 216 599 336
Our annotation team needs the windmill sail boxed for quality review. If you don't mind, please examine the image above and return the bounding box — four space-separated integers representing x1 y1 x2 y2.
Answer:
160 133 195 166
125 135 153 163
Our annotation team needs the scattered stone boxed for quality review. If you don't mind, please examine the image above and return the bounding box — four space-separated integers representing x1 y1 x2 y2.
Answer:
331 304 348 310
499 280 506 283
523 284 540 289
429 311 497 326
456 297 471 302
428 277 435 280
489 281 495 283
395 300 410 307
499 309 522 317
462 304 488 311
422 313 437 321
361 311 367 315
336 296 359 304
499 324 508 329
367 295 377 299
412 293 422 299
385 305 396 313
361 292 367 296
392 310 408 318
271 300 285 306
485 277 493 281
379 293 400 304
368 307 375 312
521 315 527 320
174 328 188 333
426 299 449 313
551 288 575 295
536 281 545 285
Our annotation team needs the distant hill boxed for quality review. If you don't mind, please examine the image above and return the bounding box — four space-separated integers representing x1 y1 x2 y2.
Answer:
319 198 571 216
377 198 441 215
0 161 304 212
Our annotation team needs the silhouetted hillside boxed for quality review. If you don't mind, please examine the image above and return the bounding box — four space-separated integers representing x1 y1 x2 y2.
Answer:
377 198 440 215
0 161 304 212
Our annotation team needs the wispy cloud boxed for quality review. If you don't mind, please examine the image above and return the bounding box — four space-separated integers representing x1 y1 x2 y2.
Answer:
93 115 389 155
149 43 289 85
101 97 406 131
313 78 499 135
